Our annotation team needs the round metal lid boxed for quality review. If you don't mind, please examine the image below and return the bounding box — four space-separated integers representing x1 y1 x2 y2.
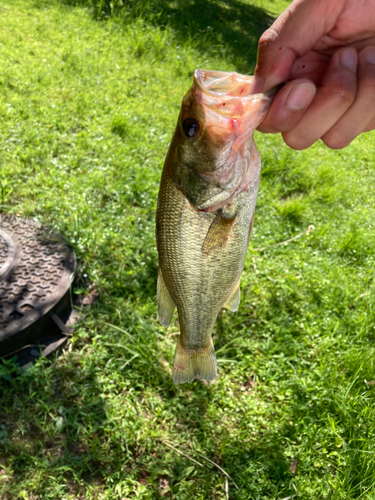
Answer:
0 214 76 344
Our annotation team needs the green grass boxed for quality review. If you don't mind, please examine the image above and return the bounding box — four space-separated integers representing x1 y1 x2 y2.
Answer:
0 0 375 498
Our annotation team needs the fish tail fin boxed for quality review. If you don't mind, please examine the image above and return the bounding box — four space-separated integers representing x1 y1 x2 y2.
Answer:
173 338 217 384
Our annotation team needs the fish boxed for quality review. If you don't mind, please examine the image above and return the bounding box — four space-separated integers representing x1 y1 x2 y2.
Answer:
155 69 277 384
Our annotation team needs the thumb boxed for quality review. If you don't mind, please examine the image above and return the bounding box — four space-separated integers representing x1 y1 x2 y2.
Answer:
253 0 343 92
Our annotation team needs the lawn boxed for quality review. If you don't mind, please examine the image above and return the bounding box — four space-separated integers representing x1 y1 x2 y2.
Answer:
0 0 375 498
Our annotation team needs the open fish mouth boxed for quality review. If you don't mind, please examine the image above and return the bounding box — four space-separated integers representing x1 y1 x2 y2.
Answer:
191 69 277 141
188 70 278 212
193 69 279 110
194 69 256 98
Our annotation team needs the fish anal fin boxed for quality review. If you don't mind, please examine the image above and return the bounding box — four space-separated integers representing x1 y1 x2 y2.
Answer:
157 268 176 327
202 211 236 256
223 280 240 312
173 338 217 384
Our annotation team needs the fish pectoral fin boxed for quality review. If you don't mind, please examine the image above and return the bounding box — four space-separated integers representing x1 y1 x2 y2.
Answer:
173 338 217 384
201 210 236 256
223 280 241 312
157 268 176 327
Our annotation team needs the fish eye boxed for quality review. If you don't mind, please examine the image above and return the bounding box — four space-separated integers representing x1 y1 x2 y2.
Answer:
182 118 200 139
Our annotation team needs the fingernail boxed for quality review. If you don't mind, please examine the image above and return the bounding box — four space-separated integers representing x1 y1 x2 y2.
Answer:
286 83 315 111
363 46 375 64
341 48 357 72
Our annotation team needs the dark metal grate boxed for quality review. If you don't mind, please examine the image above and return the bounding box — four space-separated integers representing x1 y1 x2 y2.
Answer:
0 214 76 358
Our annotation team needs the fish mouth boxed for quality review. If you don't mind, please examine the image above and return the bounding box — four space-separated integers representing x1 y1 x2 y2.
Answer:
194 69 255 96
192 70 281 131
190 70 275 212
181 70 280 213
193 69 279 106
192 69 277 143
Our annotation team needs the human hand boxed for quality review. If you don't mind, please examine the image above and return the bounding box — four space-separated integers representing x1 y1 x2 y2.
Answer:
253 0 375 149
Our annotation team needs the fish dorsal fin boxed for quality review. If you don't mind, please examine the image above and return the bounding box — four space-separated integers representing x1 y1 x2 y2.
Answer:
223 280 240 312
157 268 176 327
201 210 236 256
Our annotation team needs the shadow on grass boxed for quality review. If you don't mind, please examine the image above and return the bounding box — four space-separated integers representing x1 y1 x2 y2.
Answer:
0 354 114 495
148 380 296 498
37 0 275 73
0 308 320 500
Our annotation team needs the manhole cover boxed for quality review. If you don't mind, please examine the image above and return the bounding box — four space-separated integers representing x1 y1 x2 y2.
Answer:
0 214 76 360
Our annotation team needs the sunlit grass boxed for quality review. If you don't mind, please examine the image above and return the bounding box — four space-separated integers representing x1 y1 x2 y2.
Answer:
0 0 375 499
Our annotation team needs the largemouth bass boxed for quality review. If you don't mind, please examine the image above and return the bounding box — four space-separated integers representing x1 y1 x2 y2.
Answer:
156 70 276 384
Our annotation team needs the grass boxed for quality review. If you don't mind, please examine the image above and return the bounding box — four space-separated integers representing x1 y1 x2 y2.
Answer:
0 0 375 498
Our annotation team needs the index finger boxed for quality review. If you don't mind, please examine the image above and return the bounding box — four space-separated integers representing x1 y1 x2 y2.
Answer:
253 0 344 92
